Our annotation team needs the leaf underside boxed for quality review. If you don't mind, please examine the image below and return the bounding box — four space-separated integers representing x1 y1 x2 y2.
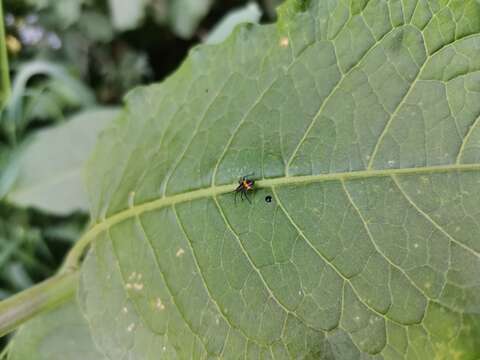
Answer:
8 301 103 360
11 0 480 358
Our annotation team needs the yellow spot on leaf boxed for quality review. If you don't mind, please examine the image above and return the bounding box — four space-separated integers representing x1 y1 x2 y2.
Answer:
176 248 185 257
279 37 289 48
155 298 166 310
133 283 144 291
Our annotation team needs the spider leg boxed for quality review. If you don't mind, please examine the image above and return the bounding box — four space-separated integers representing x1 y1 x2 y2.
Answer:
245 191 252 204
235 190 238 204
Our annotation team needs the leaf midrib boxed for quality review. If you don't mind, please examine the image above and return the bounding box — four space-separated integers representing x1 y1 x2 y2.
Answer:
82 163 480 244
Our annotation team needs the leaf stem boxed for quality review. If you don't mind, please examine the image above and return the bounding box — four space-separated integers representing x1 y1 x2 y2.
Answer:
0 0 11 109
0 271 78 337
60 228 94 273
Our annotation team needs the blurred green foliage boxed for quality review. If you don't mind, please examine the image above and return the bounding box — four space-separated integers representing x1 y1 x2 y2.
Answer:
7 107 120 214
0 204 87 299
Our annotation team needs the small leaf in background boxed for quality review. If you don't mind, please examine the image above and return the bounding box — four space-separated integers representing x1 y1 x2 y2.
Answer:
107 0 215 39
7 300 103 360
169 0 213 38
53 0 84 28
24 90 63 123
2 60 95 138
108 0 149 31
7 108 120 215
77 11 114 43
0 145 21 199
25 0 88 29
22 75 94 125
205 2 262 44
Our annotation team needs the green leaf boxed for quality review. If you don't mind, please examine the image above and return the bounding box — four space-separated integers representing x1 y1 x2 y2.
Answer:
107 0 213 38
2 60 95 137
7 300 104 360
78 0 480 358
0 145 21 199
15 0 480 357
77 11 114 43
7 108 120 215
169 0 213 38
78 236 170 358
26 0 88 28
0 0 11 109
205 2 262 45
108 0 149 31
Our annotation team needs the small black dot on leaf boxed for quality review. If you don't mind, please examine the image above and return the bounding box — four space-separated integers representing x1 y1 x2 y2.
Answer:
265 195 272 203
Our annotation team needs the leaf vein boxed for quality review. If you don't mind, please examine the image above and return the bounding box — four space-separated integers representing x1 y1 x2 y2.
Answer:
341 179 431 315
171 205 258 347
133 216 210 355
456 111 480 164
212 196 294 322
271 186 406 326
163 73 235 196
391 174 480 259
286 25 401 173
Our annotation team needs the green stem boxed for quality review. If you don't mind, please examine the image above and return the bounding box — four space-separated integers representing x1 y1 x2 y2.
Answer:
60 229 93 273
0 271 78 337
0 223 88 336
0 0 11 109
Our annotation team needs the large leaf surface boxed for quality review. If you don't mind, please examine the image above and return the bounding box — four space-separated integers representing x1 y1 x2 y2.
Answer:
79 0 480 358
8 300 104 360
13 0 480 358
